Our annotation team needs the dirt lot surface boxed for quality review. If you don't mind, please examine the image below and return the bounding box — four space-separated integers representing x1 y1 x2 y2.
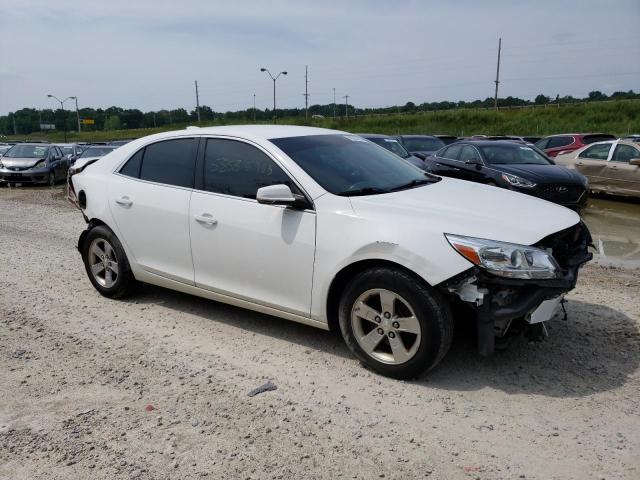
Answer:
1 185 639 480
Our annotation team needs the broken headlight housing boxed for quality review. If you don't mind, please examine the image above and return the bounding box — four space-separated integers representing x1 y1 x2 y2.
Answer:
445 234 559 279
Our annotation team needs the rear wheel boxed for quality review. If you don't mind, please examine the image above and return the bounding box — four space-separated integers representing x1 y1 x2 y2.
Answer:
82 225 137 298
48 172 55 187
338 267 453 379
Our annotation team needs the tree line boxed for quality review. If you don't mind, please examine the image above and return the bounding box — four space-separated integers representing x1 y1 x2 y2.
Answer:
1 90 638 136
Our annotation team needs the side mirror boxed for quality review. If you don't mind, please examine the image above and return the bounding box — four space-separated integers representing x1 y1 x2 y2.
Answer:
465 158 482 166
257 184 307 208
630 158 640 166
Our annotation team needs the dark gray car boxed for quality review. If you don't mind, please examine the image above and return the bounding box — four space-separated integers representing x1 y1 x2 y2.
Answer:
358 134 427 169
0 143 70 186
396 135 446 160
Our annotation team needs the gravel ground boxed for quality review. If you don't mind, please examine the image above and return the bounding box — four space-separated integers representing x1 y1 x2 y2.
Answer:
1 185 639 480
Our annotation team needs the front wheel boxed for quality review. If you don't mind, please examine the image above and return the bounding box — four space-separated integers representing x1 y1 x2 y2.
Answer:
81 225 137 298
338 267 453 379
48 172 56 187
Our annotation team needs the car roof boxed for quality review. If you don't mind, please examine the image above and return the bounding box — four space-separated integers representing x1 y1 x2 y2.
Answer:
158 125 346 142
452 139 531 147
357 133 395 139
398 134 439 139
544 133 615 137
12 143 52 147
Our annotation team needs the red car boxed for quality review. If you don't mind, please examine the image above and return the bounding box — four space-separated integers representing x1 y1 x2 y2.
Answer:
535 133 616 157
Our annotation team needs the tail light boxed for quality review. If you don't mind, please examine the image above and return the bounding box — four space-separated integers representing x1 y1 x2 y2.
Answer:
67 159 99 208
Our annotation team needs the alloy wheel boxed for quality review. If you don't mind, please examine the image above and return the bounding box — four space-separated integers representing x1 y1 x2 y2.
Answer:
351 288 422 365
88 238 119 288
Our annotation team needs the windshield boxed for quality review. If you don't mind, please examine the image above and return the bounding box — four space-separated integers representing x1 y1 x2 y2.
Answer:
270 134 437 196
480 144 552 165
0 146 11 155
80 146 115 158
60 146 74 155
3 144 49 158
368 138 410 158
402 137 445 152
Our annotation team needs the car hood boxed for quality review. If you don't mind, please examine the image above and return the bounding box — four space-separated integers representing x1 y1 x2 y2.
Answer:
348 177 579 246
489 163 585 184
1 157 44 169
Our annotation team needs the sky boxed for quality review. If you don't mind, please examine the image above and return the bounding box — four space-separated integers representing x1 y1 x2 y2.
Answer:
1 0 639 115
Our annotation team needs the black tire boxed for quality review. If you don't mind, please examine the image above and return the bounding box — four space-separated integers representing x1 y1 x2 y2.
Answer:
48 172 56 187
486 180 498 187
81 225 137 298
338 267 453 379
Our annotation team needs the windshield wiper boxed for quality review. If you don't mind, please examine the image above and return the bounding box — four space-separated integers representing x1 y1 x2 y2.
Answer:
336 187 390 196
388 177 439 192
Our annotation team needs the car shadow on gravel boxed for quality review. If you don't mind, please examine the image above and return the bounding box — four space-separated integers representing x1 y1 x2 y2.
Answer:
422 299 640 397
126 287 638 398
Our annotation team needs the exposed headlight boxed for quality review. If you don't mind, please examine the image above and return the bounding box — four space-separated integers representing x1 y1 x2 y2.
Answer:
33 160 47 169
501 173 536 188
445 234 559 279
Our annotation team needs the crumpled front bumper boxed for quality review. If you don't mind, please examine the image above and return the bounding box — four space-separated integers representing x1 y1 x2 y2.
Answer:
0 167 50 183
442 221 593 355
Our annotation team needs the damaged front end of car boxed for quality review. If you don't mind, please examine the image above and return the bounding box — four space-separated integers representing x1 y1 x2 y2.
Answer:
441 221 593 355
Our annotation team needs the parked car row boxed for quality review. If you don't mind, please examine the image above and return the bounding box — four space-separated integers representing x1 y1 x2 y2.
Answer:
67 125 593 379
0 141 124 186
356 132 639 202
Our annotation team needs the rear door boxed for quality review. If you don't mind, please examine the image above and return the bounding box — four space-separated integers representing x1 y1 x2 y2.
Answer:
109 137 197 284
429 144 463 176
575 143 613 190
189 137 316 316
605 144 640 195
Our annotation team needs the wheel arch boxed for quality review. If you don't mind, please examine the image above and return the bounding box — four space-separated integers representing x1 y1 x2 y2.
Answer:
325 259 432 332
77 218 110 253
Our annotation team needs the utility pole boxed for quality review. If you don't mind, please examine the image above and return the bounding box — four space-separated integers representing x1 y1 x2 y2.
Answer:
12 114 17 135
73 97 81 132
343 95 349 119
253 94 256 122
333 88 336 119
494 37 502 111
302 65 310 119
153 112 157 128
194 80 201 122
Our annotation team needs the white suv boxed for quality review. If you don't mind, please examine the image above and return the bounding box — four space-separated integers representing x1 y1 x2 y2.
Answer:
68 126 592 378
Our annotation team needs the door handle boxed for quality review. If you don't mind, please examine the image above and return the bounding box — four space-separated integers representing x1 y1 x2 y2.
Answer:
115 196 133 207
195 214 218 226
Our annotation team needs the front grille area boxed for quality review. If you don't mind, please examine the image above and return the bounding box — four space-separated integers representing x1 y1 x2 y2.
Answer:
536 184 584 204
535 221 592 270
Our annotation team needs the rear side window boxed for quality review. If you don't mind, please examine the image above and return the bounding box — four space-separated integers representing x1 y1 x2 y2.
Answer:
547 136 574 149
584 134 616 145
579 143 612 160
203 139 296 199
441 144 462 160
119 149 143 178
137 139 196 188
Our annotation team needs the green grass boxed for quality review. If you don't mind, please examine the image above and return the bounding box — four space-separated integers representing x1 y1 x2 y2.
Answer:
6 99 639 143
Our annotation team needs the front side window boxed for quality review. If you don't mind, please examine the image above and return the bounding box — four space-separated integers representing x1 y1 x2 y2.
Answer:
203 139 296 199
459 145 482 163
579 143 612 160
270 134 437 196
138 138 196 188
611 144 639 163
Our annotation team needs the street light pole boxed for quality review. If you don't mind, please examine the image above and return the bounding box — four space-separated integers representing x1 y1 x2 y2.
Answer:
71 96 81 133
260 67 287 124
47 94 74 142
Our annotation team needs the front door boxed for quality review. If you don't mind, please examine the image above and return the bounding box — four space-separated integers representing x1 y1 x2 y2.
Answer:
189 137 316 316
605 144 640 195
574 143 613 190
109 137 197 283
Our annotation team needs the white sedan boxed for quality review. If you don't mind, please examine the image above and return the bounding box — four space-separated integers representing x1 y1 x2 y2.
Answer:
68 126 592 378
